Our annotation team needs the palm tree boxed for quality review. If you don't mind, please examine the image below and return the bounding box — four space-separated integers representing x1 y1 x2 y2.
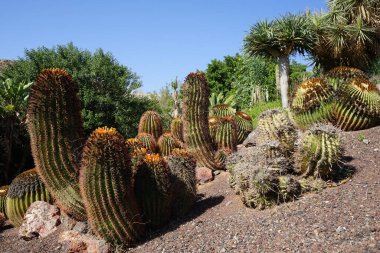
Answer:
244 14 315 108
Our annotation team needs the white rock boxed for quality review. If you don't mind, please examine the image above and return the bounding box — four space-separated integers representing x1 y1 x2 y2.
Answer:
59 230 111 253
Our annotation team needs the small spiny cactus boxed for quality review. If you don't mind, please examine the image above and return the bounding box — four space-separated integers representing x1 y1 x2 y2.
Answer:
157 133 181 157
211 104 235 117
136 133 157 153
234 112 253 144
214 116 238 152
138 111 163 140
170 117 184 143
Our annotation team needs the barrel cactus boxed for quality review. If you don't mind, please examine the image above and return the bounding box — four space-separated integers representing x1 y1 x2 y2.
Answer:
214 148 232 166
6 169 51 227
170 117 184 143
183 72 222 170
333 77 380 131
211 104 235 117
208 116 222 148
234 112 253 144
166 148 197 217
158 133 181 157
0 185 9 217
138 111 163 140
27 68 86 220
136 133 157 153
295 124 343 178
134 153 173 228
214 116 238 152
291 78 335 128
80 127 144 246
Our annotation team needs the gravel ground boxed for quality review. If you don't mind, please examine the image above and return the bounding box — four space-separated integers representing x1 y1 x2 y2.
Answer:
0 126 379 253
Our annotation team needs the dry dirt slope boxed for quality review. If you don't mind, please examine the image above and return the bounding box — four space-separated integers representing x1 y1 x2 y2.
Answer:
0 126 379 253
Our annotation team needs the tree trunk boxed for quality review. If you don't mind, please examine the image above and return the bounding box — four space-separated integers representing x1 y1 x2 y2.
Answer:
278 55 290 108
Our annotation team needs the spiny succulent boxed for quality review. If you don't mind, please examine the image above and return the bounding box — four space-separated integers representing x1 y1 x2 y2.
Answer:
170 117 184 143
214 116 238 152
295 124 343 179
0 185 9 217
80 127 144 246
326 66 367 80
157 133 181 157
234 112 253 144
138 111 163 140
182 72 222 170
136 133 157 153
208 116 222 148
333 77 380 131
291 78 335 128
211 104 235 117
214 148 232 166
166 148 197 217
26 68 86 221
134 153 173 229
6 169 51 227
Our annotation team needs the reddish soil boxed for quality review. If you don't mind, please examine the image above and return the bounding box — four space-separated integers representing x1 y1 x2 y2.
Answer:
0 126 379 253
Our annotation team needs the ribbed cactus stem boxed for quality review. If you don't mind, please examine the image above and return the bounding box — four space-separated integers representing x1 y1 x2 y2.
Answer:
6 169 51 227
183 72 222 170
80 127 144 246
26 68 86 220
0 185 9 217
214 116 238 152
170 117 184 143
211 104 235 117
158 133 181 157
134 153 173 228
136 133 157 153
234 112 253 144
138 111 163 140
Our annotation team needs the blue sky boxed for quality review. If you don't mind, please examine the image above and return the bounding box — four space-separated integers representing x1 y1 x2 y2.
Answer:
1 1 327 92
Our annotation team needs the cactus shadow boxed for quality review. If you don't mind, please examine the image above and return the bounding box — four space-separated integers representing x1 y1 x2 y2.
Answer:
331 156 356 182
138 194 224 243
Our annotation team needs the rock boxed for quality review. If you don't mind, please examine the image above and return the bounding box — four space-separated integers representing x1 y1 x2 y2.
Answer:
362 139 370 144
59 230 111 253
376 84 380 92
196 167 214 183
19 201 61 240
60 213 78 230
242 130 257 147
213 170 221 176
73 221 89 234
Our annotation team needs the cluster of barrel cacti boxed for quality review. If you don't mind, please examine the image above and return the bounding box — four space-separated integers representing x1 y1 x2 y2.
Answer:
228 108 344 209
0 68 199 248
291 66 380 131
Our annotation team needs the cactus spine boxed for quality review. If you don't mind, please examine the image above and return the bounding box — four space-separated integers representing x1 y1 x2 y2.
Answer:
170 117 184 143
291 78 335 128
211 104 235 117
134 153 173 228
183 72 222 170
295 124 343 178
234 112 253 144
0 185 9 217
80 127 144 246
136 133 157 153
333 78 380 131
166 149 197 217
138 111 163 140
214 116 238 152
158 133 181 157
27 68 86 220
6 169 51 226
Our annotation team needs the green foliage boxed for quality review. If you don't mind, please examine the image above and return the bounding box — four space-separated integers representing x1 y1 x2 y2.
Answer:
6 168 51 227
27 69 86 221
80 127 144 246
146 85 174 131
2 43 154 137
246 100 282 128
182 73 222 170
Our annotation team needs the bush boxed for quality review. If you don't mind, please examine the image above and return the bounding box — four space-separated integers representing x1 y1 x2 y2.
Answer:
246 100 282 128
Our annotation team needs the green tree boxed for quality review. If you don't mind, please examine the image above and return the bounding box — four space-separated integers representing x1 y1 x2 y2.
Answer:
2 43 156 137
244 13 315 108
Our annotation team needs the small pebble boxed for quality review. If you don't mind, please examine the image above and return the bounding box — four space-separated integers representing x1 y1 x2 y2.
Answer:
363 139 370 144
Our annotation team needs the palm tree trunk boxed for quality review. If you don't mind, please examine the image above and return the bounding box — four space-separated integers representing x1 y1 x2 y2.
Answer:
278 55 290 108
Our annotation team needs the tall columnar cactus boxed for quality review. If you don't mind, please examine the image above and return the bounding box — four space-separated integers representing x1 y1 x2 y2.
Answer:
166 148 197 217
214 116 238 152
234 112 253 144
0 185 9 217
157 133 181 157
295 124 343 178
291 78 335 128
183 72 222 170
136 133 157 153
170 117 184 143
138 111 163 140
27 68 86 220
256 109 298 157
211 104 235 117
80 127 144 246
6 169 51 227
134 153 173 228
333 77 380 131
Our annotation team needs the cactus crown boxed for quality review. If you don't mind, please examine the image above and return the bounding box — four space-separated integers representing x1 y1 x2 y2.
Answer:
7 169 44 198
136 132 157 152
0 186 8 196
326 66 367 79
211 104 235 117
138 111 163 140
171 148 192 158
236 111 252 121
